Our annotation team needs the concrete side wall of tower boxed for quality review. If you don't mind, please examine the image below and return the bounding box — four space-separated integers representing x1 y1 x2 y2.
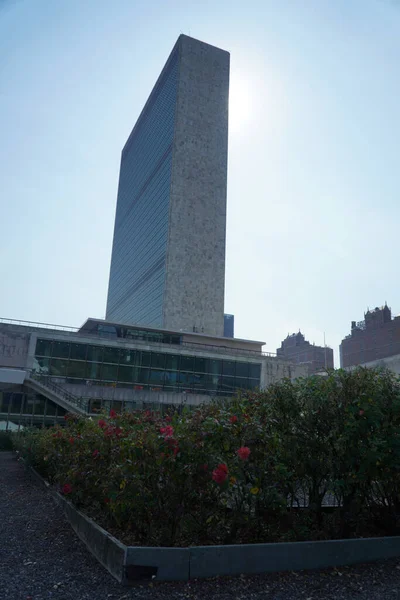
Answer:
163 36 229 336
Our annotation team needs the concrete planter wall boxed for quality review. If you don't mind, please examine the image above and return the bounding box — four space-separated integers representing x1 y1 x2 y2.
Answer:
23 460 400 585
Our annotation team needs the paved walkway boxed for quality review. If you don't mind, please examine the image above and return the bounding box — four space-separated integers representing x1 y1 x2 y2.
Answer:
2 451 400 599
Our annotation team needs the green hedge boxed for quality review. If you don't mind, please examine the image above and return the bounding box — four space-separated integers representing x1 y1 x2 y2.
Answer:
15 368 400 546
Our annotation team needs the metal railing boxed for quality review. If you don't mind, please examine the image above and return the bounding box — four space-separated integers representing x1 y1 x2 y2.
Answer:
28 371 89 413
0 316 277 358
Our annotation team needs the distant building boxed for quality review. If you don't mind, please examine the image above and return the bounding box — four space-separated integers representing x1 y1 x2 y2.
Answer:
340 304 400 368
224 314 234 338
277 331 334 374
106 35 230 336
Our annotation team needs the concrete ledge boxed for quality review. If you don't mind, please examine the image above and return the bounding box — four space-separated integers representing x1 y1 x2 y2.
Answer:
189 537 400 579
22 459 400 584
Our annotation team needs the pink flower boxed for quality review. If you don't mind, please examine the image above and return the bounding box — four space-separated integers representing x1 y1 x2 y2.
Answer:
93 449 100 458
229 415 238 424
237 446 251 461
359 409 365 416
109 409 117 418
62 483 72 495
160 425 174 438
212 464 228 484
98 419 107 429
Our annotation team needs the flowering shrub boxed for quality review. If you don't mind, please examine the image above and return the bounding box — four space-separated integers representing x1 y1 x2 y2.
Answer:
14 368 400 546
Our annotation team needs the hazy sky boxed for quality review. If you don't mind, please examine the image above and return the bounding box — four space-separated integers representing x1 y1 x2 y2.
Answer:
1 0 400 363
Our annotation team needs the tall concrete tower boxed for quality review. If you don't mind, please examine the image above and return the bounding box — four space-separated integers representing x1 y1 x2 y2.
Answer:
106 35 230 336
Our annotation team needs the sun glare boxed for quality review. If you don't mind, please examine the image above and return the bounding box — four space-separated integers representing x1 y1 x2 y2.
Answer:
229 75 253 133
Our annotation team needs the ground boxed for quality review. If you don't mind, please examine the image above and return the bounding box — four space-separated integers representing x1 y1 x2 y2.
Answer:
2 451 400 599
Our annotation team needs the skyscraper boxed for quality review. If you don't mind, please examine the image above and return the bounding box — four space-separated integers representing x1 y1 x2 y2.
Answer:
106 35 230 337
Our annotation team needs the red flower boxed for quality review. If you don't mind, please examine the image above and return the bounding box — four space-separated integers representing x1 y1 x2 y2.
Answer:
212 464 228 485
98 419 107 429
62 483 72 495
165 415 172 422
69 437 75 444
237 446 251 461
109 409 117 418
93 449 100 458
104 497 110 504
160 425 174 438
359 409 365 416
229 415 238 424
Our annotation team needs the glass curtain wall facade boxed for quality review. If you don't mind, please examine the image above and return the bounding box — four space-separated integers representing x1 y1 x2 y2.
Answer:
106 47 179 327
0 390 66 427
34 338 261 397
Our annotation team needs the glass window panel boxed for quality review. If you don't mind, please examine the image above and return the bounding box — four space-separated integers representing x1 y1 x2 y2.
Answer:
117 365 134 383
151 352 166 370
139 351 151 367
87 345 104 363
89 399 102 414
178 371 197 385
10 393 23 414
86 361 102 380
208 359 222 376
138 367 150 384
33 356 50 374
222 361 236 377
46 398 57 416
249 363 261 380
52 341 70 359
67 360 86 379
219 376 236 394
22 396 34 415
236 362 250 378
149 370 165 385
120 348 136 364
194 357 209 373
50 358 68 377
165 354 180 371
103 346 121 364
35 338 52 357
180 355 195 372
101 364 119 382
235 377 251 390
164 370 178 385
69 343 88 361
33 395 46 415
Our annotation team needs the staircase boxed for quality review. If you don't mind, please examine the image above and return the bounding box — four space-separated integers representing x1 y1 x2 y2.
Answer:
25 373 89 416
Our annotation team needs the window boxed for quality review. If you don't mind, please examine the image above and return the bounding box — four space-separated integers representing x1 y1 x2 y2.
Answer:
36 338 52 357
117 365 134 383
103 346 121 364
85 362 102 380
139 351 151 367
165 354 180 371
194 357 208 373
69 343 87 361
222 361 235 377
208 359 222 376
138 368 150 385
49 358 68 377
67 360 86 379
236 362 249 378
249 363 261 380
52 341 70 359
149 370 165 385
180 355 195 372
120 349 135 364
151 352 166 369
87 345 104 363
102 364 119 382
